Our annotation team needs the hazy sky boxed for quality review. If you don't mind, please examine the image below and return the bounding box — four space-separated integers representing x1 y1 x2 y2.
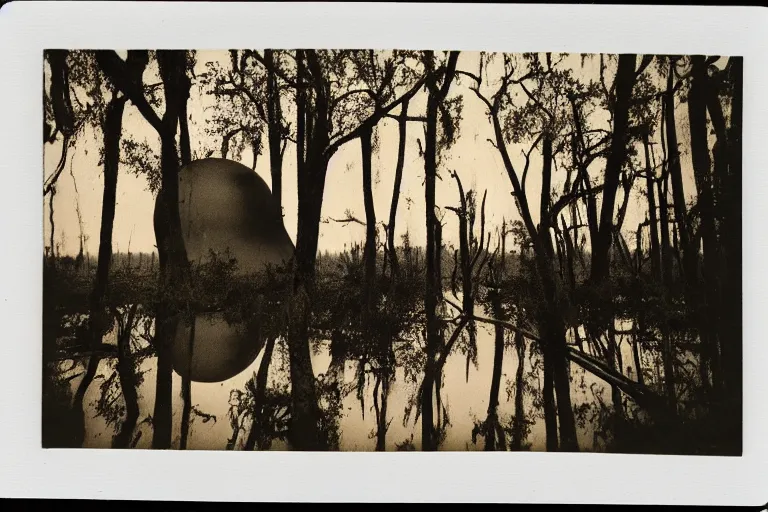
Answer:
43 51 703 258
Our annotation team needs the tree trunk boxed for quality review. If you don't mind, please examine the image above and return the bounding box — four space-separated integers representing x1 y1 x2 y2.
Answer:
286 50 326 450
177 71 193 451
542 343 558 452
643 132 661 281
485 286 505 451
387 99 409 276
607 324 623 415
76 92 128 449
374 370 391 451
265 49 284 212
71 354 100 448
152 50 193 450
244 336 277 450
656 166 677 405
179 101 191 165
450 173 477 380
113 304 140 448
560 216 577 295
590 54 637 282
720 57 742 453
89 94 127 348
361 126 377 307
485 228 507 450
631 321 644 386
47 50 75 137
48 188 56 263
179 314 195 449
421 51 459 451
549 316 579 451
510 331 527 450
151 304 175 449
665 60 696 288
657 176 673 287
540 136 579 451
688 55 721 393
422 55 440 450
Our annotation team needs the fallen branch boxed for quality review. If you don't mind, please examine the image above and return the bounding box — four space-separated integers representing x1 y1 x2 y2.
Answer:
328 215 366 226
443 297 540 342
443 296 671 415
566 347 669 414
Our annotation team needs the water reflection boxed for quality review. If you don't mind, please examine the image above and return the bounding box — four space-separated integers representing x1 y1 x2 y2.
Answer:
171 312 263 383
54 306 647 452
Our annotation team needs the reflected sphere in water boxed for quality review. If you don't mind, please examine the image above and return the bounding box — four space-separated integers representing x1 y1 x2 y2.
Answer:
171 158 294 383
172 313 264 383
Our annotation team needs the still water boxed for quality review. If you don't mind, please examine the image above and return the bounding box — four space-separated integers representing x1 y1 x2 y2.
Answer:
58 308 642 451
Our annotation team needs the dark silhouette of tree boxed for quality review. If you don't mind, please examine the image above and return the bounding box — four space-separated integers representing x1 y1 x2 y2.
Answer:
446 172 489 381
385 99 410 276
243 336 277 450
95 49 194 449
590 54 638 282
88 77 128 362
420 50 460 451
360 125 376 308
44 51 97 262
112 304 141 448
74 82 130 449
510 331 528 450
459 53 582 450
264 49 287 212
718 56 742 453
483 229 508 451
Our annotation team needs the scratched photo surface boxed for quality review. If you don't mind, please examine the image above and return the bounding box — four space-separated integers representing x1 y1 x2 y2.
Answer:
42 50 743 454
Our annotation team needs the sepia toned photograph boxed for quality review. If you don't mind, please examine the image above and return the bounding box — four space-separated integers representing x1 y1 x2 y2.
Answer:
42 48 742 455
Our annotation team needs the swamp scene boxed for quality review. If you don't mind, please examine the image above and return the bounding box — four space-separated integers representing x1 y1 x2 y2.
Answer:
42 50 742 453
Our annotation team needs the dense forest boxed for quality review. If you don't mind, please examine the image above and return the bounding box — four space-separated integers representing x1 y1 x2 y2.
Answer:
42 50 742 454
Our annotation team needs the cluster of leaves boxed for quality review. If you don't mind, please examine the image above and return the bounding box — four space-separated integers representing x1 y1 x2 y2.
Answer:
227 378 291 451
120 138 162 195
199 52 267 161
315 372 345 451
93 361 124 432
324 50 423 145
44 50 104 145
470 411 534 451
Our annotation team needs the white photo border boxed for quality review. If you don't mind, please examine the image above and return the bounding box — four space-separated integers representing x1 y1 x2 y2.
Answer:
0 1 766 505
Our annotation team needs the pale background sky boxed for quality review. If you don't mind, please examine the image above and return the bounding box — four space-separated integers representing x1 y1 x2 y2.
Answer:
43 51 702 258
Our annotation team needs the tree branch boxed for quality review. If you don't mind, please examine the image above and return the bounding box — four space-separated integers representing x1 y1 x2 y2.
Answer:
95 51 165 136
247 50 299 88
549 184 606 224
328 215 366 226
444 296 540 342
325 74 428 156
331 88 380 112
